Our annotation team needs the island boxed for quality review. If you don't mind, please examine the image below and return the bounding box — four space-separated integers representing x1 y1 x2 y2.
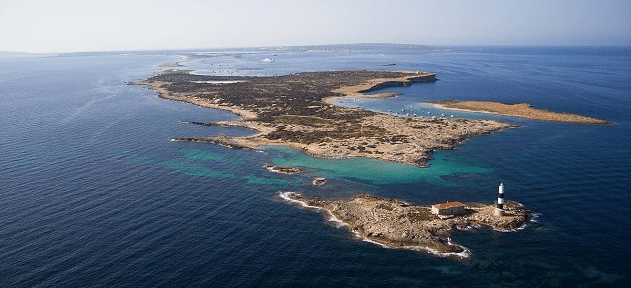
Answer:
138 70 514 167
435 100 613 124
280 192 531 256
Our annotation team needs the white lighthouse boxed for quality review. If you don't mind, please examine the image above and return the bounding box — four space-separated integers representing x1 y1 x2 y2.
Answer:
494 183 505 217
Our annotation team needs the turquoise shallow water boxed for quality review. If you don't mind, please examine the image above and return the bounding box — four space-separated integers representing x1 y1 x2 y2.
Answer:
1 45 630 287
265 146 488 186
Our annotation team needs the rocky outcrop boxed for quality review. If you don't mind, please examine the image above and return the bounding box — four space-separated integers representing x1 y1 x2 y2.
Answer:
263 164 305 174
171 135 254 150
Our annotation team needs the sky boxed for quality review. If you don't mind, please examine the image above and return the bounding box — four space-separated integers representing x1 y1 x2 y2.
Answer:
1 0 630 53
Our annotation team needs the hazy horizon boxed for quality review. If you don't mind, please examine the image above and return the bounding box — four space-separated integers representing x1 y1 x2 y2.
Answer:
4 43 631 56
2 0 630 53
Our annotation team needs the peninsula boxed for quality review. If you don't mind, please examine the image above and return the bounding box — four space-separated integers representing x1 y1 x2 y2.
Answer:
280 192 531 256
435 100 613 124
139 70 513 167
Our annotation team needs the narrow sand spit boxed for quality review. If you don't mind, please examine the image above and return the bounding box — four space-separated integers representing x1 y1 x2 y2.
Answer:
435 100 612 124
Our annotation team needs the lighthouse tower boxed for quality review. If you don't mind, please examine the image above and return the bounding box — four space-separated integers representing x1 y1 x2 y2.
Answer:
494 183 505 217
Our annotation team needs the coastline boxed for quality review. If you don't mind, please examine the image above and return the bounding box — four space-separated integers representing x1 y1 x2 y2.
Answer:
279 192 531 257
278 192 471 258
324 70 435 103
138 69 514 167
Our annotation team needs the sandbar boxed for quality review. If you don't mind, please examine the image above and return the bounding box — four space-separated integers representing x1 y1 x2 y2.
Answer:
435 100 612 124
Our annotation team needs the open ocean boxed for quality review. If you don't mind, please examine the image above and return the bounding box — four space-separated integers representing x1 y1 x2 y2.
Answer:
1 45 630 287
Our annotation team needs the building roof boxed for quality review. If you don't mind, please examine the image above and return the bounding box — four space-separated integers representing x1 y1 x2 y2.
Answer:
432 202 464 210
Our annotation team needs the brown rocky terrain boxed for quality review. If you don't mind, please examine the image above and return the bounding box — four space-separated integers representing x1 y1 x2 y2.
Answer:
139 70 514 167
281 192 531 256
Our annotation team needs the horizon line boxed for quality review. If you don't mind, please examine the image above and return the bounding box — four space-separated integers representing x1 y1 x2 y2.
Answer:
3 43 631 55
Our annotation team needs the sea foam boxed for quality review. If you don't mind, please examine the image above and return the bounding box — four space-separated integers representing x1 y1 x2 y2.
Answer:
279 192 471 258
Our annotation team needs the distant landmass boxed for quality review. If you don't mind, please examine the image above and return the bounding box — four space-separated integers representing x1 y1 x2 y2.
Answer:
0 51 56 58
0 51 31 57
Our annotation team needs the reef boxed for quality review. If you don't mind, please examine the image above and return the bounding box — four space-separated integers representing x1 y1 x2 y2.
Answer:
263 164 305 174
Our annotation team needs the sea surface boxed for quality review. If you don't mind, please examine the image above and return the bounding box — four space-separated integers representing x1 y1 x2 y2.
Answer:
1 45 630 287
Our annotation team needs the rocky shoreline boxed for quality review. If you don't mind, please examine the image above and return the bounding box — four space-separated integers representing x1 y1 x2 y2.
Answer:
280 192 531 257
139 70 514 167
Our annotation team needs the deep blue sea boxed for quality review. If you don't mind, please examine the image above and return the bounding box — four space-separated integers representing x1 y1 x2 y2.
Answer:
1 45 630 287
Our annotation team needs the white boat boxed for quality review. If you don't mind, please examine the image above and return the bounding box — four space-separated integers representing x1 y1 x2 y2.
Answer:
261 58 274 62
